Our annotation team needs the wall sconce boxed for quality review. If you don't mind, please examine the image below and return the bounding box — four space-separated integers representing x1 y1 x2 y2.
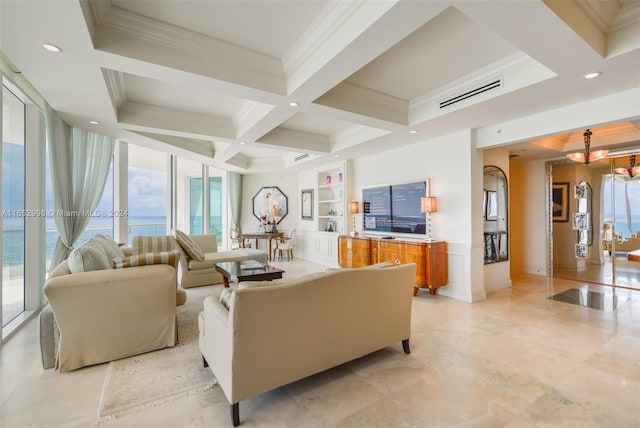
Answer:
421 196 438 242
349 201 360 237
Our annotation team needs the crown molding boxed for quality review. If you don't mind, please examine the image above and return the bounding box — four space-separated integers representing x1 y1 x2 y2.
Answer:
575 0 621 34
612 0 640 33
101 68 127 116
119 102 236 140
233 101 274 133
257 127 331 154
331 125 389 152
93 2 284 80
316 81 408 125
282 1 363 79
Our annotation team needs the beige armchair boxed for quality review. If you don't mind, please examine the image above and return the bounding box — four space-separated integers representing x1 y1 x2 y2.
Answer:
43 257 178 372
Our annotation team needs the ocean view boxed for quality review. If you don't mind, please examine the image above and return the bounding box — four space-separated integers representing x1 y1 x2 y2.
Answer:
2 215 167 267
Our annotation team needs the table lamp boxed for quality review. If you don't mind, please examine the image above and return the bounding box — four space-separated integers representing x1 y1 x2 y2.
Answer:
421 196 437 242
350 201 360 236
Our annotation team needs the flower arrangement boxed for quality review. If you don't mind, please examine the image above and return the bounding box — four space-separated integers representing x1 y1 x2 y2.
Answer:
259 215 278 232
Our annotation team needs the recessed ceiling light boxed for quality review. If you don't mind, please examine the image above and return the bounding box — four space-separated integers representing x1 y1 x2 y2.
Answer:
288 102 299 107
334 154 340 158
584 72 600 79
239 141 246 145
409 130 417 134
42 43 62 53
89 120 99 125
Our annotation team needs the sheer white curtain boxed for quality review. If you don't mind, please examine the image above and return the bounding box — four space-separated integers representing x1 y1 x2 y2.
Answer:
46 104 115 269
228 172 243 232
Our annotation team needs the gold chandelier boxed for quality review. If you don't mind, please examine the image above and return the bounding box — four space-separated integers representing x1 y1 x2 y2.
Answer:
566 129 608 165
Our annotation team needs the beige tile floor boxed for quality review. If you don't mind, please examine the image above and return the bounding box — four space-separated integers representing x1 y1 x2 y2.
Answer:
1 259 640 427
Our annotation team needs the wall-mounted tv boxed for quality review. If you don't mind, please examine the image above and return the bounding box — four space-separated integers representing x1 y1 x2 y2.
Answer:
362 181 426 236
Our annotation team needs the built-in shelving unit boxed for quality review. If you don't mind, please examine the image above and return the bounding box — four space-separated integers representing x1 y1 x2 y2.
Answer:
317 166 345 233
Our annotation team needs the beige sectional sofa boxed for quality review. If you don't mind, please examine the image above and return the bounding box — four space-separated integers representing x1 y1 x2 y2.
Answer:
198 262 416 426
175 233 268 288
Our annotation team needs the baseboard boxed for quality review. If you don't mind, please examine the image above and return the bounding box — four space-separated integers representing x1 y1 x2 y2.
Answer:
484 279 512 293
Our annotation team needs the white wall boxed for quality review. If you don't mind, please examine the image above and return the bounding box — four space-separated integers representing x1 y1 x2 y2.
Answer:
510 158 548 275
351 129 486 302
241 171 299 237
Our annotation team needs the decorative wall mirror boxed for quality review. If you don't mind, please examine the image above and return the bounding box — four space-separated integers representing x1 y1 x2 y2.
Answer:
483 166 508 264
252 186 288 224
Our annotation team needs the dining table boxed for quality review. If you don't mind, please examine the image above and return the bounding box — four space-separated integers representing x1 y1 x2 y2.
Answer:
240 232 284 262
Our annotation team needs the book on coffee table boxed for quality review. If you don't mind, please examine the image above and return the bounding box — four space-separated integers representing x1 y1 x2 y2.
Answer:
240 260 265 271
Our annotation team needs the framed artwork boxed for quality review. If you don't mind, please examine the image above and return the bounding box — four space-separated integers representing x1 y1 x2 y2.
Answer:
252 186 288 224
552 182 569 222
574 183 587 199
301 189 313 220
572 212 590 230
575 243 587 258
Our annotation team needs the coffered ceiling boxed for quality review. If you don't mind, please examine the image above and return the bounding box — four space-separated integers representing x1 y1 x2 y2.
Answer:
2 0 639 172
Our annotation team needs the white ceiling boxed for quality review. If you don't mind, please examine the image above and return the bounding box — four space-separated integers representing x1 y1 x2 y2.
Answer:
2 0 640 173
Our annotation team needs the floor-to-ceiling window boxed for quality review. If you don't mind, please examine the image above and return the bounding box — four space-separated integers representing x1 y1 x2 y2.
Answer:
177 157 203 235
208 166 225 246
2 82 26 327
175 158 226 243
127 145 168 243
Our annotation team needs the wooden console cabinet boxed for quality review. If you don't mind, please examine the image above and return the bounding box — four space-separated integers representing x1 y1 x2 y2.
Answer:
338 235 448 295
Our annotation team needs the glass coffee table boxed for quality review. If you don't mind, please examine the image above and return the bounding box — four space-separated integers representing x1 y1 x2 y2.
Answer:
214 260 284 288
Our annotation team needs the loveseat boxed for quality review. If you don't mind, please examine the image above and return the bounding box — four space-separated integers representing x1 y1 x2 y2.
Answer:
198 262 416 426
175 233 268 288
40 235 186 372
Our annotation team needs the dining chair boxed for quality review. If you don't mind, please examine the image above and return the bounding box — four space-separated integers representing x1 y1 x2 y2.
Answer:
273 228 296 261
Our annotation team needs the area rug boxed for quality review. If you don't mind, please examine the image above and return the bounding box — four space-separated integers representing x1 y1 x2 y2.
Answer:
97 286 220 422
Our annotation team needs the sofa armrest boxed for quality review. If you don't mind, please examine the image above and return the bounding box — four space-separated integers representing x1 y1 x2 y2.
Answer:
201 295 234 401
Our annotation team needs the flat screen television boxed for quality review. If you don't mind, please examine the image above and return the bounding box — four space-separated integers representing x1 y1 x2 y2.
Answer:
362 181 426 236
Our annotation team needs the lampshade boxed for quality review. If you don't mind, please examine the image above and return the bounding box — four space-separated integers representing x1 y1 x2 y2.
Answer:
566 129 608 165
421 197 437 213
349 201 360 214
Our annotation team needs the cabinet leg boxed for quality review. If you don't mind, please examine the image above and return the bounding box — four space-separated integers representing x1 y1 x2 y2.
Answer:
230 402 240 427
402 339 411 354
429 287 437 295
413 287 419 296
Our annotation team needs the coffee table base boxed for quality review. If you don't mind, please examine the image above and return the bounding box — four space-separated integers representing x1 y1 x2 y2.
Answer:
215 261 284 287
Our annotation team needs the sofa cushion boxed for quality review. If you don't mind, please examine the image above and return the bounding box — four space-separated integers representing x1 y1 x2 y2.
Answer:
93 234 125 262
113 250 180 269
131 235 176 255
175 230 205 261
68 241 111 273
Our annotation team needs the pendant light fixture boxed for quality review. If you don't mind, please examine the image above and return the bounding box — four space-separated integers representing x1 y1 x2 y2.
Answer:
566 129 608 165
614 155 640 177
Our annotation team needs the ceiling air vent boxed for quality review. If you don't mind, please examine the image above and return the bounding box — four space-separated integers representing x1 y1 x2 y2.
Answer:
439 79 502 109
294 153 309 162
